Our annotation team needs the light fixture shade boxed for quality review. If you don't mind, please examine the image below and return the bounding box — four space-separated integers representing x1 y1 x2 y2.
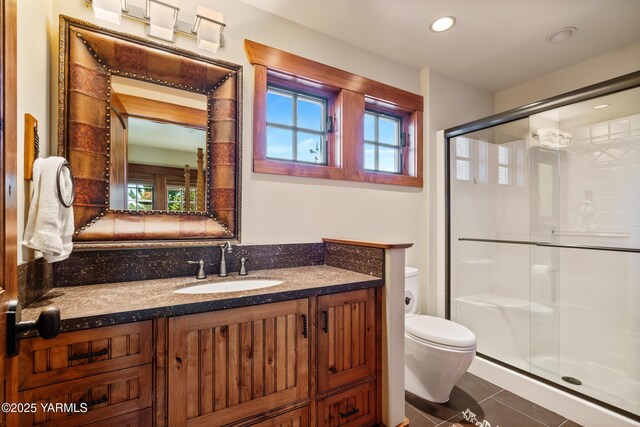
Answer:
147 0 179 42
195 6 224 53
92 0 125 25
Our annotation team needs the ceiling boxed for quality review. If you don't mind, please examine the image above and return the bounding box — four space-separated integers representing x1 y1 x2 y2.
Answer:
236 0 640 93
127 118 206 153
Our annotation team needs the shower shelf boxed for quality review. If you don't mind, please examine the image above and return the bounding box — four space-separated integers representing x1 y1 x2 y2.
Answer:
458 238 640 254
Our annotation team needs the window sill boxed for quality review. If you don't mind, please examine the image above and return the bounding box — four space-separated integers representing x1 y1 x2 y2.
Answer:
254 159 422 187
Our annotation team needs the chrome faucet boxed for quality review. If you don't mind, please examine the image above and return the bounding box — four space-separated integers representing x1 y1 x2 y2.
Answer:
219 242 233 277
187 259 206 279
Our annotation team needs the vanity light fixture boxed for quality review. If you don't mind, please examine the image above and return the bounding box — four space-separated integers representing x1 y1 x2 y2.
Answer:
592 103 610 109
430 16 456 32
85 0 226 50
91 0 127 25
193 6 225 53
146 0 179 42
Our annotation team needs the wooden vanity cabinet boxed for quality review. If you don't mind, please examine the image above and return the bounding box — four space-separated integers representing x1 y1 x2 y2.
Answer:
315 289 379 427
17 322 153 426
163 289 380 427
316 289 376 393
167 299 310 426
17 288 380 426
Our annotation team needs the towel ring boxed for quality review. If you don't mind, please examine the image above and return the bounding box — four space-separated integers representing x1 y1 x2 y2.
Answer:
56 160 75 208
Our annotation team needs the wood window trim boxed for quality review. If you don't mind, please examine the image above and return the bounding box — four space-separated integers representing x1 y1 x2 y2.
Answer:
113 93 207 129
246 40 423 188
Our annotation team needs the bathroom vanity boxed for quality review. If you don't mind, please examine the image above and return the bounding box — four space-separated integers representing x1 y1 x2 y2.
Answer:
18 264 383 426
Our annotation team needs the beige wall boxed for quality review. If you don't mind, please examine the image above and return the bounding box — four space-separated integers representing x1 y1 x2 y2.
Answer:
19 0 425 264
495 41 640 113
420 69 494 315
17 0 53 263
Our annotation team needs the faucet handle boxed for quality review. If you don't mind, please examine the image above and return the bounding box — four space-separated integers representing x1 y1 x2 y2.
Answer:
187 260 206 279
220 241 233 253
239 257 249 276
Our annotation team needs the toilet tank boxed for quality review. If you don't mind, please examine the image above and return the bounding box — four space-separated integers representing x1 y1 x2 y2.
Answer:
405 267 419 315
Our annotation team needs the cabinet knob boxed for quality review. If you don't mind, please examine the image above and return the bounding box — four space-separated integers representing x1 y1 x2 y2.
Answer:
302 314 308 338
322 311 329 333
339 407 360 419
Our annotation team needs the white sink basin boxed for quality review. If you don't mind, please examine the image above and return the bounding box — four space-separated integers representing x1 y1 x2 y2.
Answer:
175 279 285 294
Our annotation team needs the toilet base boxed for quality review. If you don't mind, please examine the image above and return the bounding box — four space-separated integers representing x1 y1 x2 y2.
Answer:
405 332 476 405
405 366 453 403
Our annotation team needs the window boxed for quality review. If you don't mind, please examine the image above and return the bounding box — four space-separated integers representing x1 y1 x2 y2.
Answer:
364 111 403 174
498 145 511 185
266 86 328 164
167 186 197 211
128 183 154 211
455 138 471 181
247 40 423 187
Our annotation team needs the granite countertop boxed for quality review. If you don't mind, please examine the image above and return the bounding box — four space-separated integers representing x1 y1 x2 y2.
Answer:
22 265 383 333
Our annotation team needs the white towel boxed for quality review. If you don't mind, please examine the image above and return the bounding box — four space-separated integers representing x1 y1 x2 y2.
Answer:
23 157 75 263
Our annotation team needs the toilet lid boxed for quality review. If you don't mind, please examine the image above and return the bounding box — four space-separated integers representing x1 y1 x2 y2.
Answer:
405 315 476 349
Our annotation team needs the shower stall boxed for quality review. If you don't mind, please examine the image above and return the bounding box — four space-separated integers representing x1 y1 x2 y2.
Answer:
445 72 640 420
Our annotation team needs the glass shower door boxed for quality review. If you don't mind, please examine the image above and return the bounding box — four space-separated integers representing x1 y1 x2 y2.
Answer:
527 89 640 416
448 83 640 419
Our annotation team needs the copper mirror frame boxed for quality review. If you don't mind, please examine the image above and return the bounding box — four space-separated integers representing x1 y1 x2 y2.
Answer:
58 16 242 248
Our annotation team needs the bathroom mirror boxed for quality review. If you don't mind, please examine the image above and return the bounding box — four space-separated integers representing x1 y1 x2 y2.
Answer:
58 16 242 245
109 76 208 212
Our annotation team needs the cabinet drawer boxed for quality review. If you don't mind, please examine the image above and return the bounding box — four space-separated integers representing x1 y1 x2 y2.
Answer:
248 407 309 427
84 408 152 426
19 322 153 390
317 289 376 393
317 382 376 427
19 365 152 427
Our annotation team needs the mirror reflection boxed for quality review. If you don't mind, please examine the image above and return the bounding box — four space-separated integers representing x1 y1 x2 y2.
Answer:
109 76 208 212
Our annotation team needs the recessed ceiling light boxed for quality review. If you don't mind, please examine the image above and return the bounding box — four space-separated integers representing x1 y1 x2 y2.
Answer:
430 16 456 32
592 103 610 110
545 26 577 43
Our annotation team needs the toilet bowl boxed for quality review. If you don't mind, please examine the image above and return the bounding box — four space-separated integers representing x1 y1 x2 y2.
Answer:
404 267 476 403
405 314 476 402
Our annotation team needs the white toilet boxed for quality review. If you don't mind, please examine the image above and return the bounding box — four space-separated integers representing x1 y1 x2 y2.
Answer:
404 267 476 403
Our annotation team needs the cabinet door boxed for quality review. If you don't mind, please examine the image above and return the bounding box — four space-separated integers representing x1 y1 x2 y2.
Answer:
317 289 376 393
168 299 310 426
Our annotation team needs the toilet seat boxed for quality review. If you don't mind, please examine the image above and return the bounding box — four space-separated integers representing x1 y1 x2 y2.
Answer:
405 315 476 350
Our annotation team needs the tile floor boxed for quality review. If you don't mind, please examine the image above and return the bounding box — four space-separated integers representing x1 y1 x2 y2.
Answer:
405 373 583 426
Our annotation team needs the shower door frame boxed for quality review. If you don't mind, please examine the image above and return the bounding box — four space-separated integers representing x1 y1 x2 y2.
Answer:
443 70 640 421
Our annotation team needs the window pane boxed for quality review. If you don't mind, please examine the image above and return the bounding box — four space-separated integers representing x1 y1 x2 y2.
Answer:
364 113 375 141
456 138 470 158
378 116 399 145
267 90 293 126
498 145 509 165
456 159 470 181
499 165 510 185
266 126 293 160
297 132 324 164
297 97 323 131
379 146 399 173
364 143 375 170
